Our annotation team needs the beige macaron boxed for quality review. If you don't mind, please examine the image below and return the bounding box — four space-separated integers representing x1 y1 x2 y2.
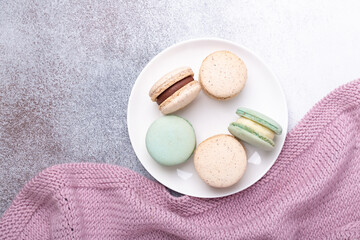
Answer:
199 51 247 100
194 134 247 188
149 67 201 115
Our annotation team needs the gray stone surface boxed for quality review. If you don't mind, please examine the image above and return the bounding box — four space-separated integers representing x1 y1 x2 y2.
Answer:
1 0 360 216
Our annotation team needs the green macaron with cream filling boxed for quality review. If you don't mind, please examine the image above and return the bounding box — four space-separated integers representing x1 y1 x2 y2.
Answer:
228 107 282 151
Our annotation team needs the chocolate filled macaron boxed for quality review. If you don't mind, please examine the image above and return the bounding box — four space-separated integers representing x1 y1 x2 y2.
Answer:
149 67 201 114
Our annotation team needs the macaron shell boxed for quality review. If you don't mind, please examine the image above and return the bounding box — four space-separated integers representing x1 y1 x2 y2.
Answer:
194 134 247 188
236 107 282 135
149 67 194 101
228 123 275 151
146 115 196 166
159 80 201 115
199 51 247 100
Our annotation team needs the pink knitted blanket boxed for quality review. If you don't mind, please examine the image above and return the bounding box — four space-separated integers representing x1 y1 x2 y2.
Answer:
0 79 359 239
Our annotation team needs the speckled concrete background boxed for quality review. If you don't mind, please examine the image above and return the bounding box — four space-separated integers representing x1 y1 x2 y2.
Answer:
1 0 360 216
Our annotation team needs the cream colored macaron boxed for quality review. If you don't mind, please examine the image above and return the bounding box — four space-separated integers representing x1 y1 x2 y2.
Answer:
199 51 247 100
194 134 247 188
149 67 201 115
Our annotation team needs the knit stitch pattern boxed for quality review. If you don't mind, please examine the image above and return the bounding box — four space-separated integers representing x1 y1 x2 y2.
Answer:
0 79 359 239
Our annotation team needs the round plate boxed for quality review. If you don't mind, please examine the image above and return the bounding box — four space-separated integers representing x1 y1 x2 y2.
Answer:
127 38 288 198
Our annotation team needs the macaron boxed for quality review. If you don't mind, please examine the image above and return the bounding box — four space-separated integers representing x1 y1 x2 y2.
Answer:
199 50 247 100
194 134 247 188
149 67 201 115
146 115 196 166
228 107 283 151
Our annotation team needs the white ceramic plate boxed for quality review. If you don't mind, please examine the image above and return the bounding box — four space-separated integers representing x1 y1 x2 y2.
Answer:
127 38 288 198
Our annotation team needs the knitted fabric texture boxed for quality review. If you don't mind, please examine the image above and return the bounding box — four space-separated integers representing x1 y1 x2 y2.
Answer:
0 79 360 239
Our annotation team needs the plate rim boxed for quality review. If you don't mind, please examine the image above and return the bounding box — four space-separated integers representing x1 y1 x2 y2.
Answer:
127 37 288 198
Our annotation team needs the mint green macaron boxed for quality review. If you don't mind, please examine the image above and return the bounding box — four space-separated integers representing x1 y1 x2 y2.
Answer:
228 107 282 151
146 115 196 166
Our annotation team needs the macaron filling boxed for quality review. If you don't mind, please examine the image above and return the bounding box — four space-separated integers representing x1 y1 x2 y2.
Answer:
230 119 275 147
156 76 194 105
235 117 275 140
236 108 282 135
